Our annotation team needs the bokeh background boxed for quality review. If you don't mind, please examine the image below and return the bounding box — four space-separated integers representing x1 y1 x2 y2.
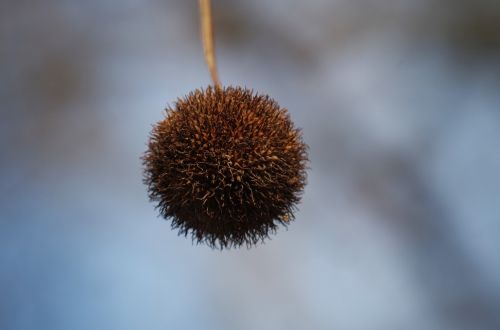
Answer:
1 0 500 329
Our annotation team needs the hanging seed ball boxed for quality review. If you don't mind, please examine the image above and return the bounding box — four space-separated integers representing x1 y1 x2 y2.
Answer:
143 86 308 249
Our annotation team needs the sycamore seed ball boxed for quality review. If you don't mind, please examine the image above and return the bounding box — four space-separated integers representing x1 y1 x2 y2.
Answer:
143 86 308 249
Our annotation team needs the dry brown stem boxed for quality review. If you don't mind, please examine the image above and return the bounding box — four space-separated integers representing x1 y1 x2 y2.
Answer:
199 0 221 87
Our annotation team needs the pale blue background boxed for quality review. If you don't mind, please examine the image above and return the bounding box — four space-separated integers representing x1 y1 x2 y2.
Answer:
1 0 500 329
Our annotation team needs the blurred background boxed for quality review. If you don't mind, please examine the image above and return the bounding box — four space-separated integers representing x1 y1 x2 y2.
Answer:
1 0 500 329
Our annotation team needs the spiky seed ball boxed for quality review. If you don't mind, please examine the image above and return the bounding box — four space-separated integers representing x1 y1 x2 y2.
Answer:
143 86 308 249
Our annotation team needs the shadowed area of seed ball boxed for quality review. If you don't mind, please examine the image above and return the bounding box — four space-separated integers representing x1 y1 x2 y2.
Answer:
143 86 308 249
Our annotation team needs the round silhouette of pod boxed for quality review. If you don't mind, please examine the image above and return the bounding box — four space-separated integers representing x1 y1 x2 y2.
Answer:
143 86 308 249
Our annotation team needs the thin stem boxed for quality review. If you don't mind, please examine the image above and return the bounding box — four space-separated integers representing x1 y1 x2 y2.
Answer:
199 0 221 87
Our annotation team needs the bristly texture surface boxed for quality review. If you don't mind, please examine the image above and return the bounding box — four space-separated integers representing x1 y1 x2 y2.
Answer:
143 86 308 249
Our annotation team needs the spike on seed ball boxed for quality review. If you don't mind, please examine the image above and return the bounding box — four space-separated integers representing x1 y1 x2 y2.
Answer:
143 86 308 249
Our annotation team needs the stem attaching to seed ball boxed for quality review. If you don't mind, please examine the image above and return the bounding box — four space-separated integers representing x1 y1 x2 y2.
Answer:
199 0 221 88
143 2 308 249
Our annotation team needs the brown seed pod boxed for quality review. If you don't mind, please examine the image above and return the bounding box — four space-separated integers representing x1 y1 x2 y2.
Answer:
143 86 308 249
